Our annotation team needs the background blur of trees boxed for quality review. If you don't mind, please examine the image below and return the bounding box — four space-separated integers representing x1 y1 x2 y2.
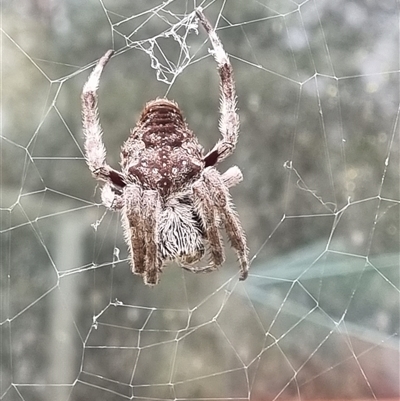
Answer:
1 1 399 400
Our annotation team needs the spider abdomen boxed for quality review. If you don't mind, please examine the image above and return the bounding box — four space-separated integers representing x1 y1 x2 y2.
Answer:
122 99 204 197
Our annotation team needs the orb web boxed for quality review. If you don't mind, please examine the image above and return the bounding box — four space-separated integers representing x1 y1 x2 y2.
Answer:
1 1 399 400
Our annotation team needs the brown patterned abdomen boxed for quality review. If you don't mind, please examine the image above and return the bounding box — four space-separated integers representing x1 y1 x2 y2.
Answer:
122 99 204 197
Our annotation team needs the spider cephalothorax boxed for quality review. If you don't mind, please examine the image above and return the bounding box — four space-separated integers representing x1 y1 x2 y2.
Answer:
81 10 249 285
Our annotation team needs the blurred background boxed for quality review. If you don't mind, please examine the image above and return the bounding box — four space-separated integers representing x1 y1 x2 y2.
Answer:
1 0 399 400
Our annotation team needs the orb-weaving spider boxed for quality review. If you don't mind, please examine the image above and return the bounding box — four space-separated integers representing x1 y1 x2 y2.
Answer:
81 10 249 285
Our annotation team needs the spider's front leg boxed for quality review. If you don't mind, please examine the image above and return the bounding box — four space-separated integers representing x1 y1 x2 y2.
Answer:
121 185 146 277
101 184 124 210
202 167 249 281
193 180 225 270
81 50 125 189
221 166 243 188
122 185 163 286
196 10 239 167
141 191 163 285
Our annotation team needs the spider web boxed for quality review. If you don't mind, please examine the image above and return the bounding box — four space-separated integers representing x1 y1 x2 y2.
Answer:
1 0 399 400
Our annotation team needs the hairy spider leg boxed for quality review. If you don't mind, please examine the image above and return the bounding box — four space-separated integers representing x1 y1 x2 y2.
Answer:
141 191 163 285
221 166 243 188
82 49 125 188
122 185 163 285
193 180 225 269
122 185 146 276
202 167 249 280
196 10 239 167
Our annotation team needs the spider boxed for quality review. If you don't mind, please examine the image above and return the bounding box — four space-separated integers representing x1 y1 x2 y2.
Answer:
81 9 249 285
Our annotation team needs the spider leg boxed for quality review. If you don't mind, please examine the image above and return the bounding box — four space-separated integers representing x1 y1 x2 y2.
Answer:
221 166 243 189
121 185 146 276
142 191 163 285
197 10 239 167
193 180 225 270
101 183 124 210
81 49 125 189
202 167 249 280
122 187 162 285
